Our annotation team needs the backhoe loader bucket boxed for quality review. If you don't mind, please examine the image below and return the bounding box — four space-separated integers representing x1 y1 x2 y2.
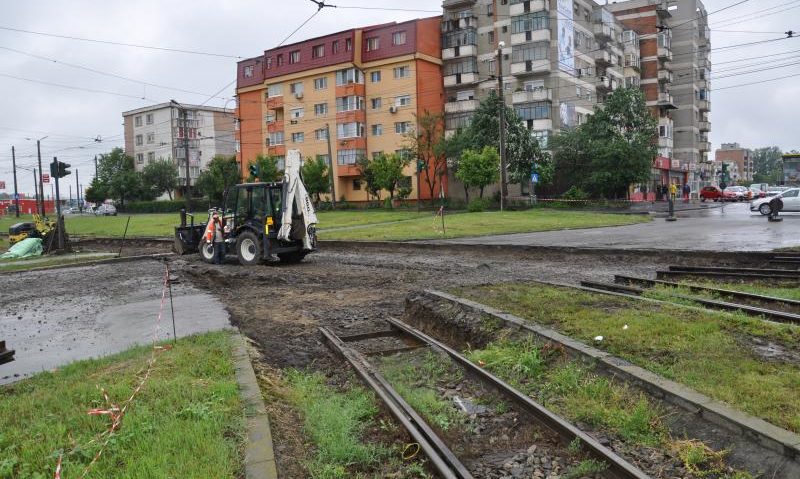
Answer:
174 224 205 255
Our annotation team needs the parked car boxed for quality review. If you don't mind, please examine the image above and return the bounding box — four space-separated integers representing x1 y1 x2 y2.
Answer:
751 188 800 215
722 186 751 201
749 183 769 198
766 186 789 197
94 204 117 216
699 186 723 202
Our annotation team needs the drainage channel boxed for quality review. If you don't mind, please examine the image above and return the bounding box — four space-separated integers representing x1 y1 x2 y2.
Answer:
321 321 650 479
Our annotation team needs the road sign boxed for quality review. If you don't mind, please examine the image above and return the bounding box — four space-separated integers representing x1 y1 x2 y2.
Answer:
531 173 540 184
42 174 50 184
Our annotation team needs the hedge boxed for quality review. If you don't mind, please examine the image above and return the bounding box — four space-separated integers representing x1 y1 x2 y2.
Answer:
117 199 211 214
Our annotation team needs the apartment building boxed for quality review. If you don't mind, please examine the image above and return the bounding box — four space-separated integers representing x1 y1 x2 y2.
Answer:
235 17 444 203
123 103 235 191
607 0 711 192
441 0 628 199
715 143 753 183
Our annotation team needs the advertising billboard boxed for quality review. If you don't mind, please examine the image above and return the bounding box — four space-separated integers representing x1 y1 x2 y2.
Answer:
557 0 575 74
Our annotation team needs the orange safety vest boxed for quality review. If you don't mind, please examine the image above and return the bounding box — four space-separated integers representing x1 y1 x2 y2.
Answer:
204 217 219 243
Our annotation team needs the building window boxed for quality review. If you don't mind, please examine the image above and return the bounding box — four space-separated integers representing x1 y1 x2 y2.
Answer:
244 65 254 78
266 57 272 69
393 66 411 78
335 68 364 85
314 77 328 90
289 50 300 64
366 37 380 51
488 31 495 44
136 153 144 164
268 131 284 145
337 122 364 138
312 44 325 59
146 133 154 144
442 29 477 48
316 154 331 166
444 58 478 76
371 98 382 110
370 71 381 83
292 132 305 143
134 116 142 127
235 140 241 153
337 148 364 165
395 148 412 160
290 82 304 96
346 38 353 51
532 130 550 148
395 95 411 107
353 179 361 190
392 31 407 45
395 122 411 134
511 11 549 33
290 107 304 119
277 54 284 66
315 128 328 140
314 103 328 116
336 96 365 112
511 42 549 63
332 40 340 53
146 114 153 125
268 84 283 97
372 151 384 160
147 152 155 163
135 134 143 146
371 124 383 136
515 101 550 120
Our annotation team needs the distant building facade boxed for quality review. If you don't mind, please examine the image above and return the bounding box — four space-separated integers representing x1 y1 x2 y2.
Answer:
783 153 800 186
123 103 235 191
714 143 753 183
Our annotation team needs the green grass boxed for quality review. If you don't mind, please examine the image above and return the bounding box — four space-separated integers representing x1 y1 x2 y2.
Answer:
322 209 650 241
0 331 243 479
456 283 800 433
679 280 800 302
467 341 667 447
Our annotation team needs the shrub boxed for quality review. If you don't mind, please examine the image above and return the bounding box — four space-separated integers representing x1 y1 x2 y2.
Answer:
562 186 589 201
117 199 208 214
468 198 491 212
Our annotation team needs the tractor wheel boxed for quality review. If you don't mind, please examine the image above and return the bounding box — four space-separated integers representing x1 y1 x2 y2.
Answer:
236 231 261 266
759 203 772 216
199 241 216 263
278 251 307 264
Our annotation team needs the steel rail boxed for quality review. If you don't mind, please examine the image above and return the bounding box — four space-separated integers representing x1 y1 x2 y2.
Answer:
386 318 652 479
614 275 800 312
319 327 473 479
668 265 800 275
581 280 800 325
657 270 800 282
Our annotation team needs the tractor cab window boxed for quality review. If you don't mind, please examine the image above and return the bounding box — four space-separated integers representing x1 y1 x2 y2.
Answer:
224 187 238 216
237 187 251 219
251 186 269 219
270 187 282 219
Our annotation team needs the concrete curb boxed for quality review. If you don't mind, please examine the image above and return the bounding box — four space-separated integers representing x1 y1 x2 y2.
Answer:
417 290 800 462
231 333 279 479
0 252 175 276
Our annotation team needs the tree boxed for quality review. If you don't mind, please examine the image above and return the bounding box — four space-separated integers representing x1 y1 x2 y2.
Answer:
551 87 657 198
404 111 448 203
142 159 178 200
455 146 500 200
250 154 281 182
196 155 240 205
96 148 142 207
302 156 330 205
372 152 411 206
84 177 109 205
356 155 381 201
751 146 783 184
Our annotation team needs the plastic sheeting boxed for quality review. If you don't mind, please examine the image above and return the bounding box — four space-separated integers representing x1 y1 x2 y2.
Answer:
1 237 43 259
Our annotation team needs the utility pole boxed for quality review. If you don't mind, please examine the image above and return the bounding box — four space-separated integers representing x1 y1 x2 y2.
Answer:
182 108 191 210
11 146 19 217
94 155 98 179
325 123 336 208
32 168 38 215
69 184 73 205
497 41 508 211
53 157 64 250
76 169 82 213
37 139 45 216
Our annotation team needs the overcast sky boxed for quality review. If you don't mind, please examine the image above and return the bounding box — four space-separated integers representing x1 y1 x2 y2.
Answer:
0 0 797 196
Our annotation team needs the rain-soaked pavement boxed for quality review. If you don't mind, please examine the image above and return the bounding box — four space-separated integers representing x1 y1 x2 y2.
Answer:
0 259 231 384
430 203 800 251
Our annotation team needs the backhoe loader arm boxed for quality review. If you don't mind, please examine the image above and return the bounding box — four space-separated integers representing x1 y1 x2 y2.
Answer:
278 149 318 250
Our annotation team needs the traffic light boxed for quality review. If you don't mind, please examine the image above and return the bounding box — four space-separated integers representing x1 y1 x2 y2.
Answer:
249 163 259 179
417 160 426 172
49 160 71 178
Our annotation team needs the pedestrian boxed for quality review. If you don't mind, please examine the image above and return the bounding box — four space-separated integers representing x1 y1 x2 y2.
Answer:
211 212 225 265
669 183 678 200
683 183 691 203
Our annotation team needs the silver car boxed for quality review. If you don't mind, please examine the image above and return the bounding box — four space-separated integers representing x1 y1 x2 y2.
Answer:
751 188 800 215
94 204 117 216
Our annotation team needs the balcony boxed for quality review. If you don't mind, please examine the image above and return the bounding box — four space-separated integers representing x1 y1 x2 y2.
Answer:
444 99 479 113
699 120 710 132
443 0 476 7
697 99 710 111
442 44 478 60
594 24 612 41
510 29 550 46
658 137 673 148
510 59 550 76
512 88 552 103
698 141 711 151
657 92 677 109
266 96 284 110
336 164 361 177
509 0 549 16
698 78 708 89
657 46 672 61
658 70 673 83
530 119 553 131
444 72 479 87
593 50 613 66
596 75 611 91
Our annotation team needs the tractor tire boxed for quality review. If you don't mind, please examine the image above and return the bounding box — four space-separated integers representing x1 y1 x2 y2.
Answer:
278 251 307 264
199 241 216 263
759 203 772 216
236 231 262 266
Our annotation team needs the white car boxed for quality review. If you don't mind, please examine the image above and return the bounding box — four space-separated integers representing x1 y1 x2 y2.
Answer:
751 188 800 215
94 204 117 216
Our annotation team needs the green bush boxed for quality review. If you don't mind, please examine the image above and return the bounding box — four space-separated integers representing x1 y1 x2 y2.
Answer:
467 198 491 212
562 186 589 201
117 199 209 214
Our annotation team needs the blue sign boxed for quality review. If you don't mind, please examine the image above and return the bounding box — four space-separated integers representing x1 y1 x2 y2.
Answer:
531 173 540 184
12 193 19 200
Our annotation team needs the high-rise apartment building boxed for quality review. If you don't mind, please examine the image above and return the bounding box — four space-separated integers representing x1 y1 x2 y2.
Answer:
441 0 628 198
607 0 711 191
123 103 235 192
715 143 753 182
235 17 445 203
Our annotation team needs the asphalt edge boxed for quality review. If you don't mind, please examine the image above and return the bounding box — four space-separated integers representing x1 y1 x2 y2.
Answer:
416 289 800 463
231 332 279 479
0 252 175 276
